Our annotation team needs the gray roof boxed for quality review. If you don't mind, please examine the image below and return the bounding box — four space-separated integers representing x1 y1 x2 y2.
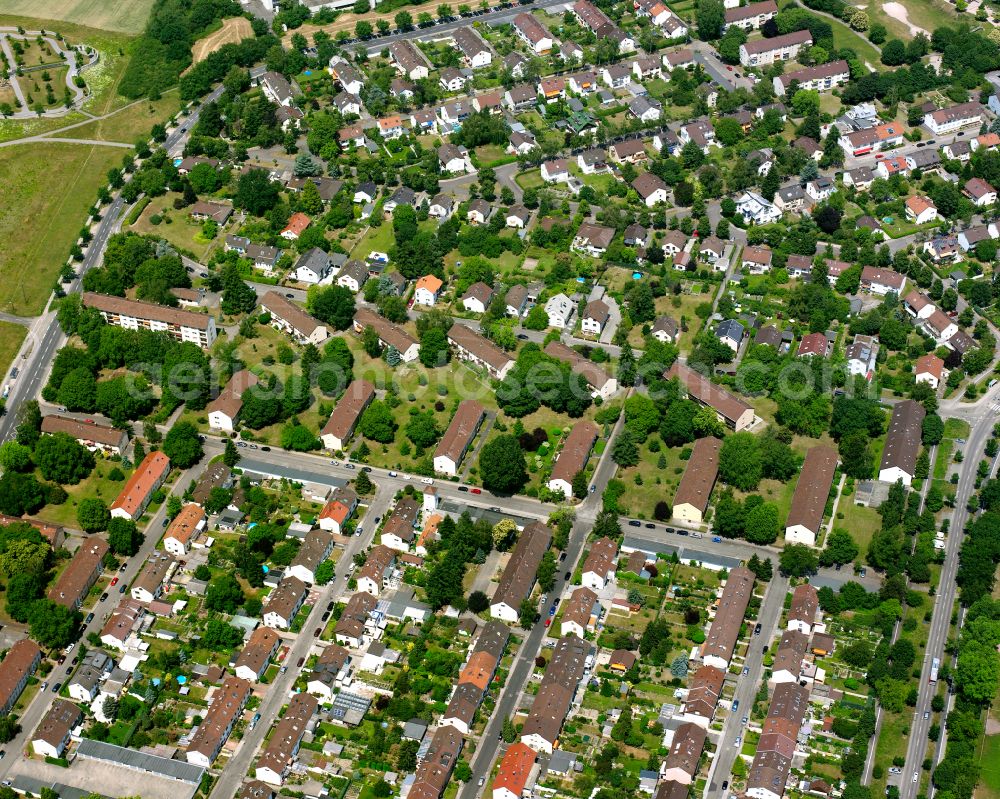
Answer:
716 319 744 342
76 738 206 783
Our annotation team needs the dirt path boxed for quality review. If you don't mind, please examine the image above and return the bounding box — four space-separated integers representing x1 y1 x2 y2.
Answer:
191 16 253 64
880 2 930 36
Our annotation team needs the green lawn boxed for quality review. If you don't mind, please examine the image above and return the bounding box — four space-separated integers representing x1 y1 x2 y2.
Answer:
977 729 1000 799
0 142 124 316
131 190 230 261
54 90 181 144
0 321 27 380
35 460 130 527
835 493 882 564
827 15 884 68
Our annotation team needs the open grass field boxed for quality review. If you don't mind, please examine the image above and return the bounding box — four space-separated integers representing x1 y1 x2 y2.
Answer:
0 320 27 379
191 16 253 65
0 142 123 316
131 190 230 261
826 16 884 69
835 491 881 563
55 90 180 143
35 459 129 527
0 0 155 34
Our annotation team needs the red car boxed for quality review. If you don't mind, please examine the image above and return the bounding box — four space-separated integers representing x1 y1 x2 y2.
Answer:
110 577 118 587
471 488 482 494
544 618 551 627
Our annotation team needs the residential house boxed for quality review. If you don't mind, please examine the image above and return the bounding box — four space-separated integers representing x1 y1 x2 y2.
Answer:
662 722 706 785
506 205 532 229
581 300 610 335
572 222 615 256
544 340 618 400
453 26 493 68
633 172 669 206
701 567 755 669
924 101 982 135
724 0 777 30
40 415 128 456
490 522 551 623
255 693 318 786
544 293 575 328
320 380 375 451
860 266 905 296
773 60 849 95
414 274 444 307
672 437 721 524
788 583 819 634
186 676 252 767
736 191 781 225
131 551 173 603
353 308 420 362
716 319 744 352
739 29 811 66
610 139 647 164
337 260 369 293
665 363 755 431
581 537 618 590
797 332 830 358
905 195 938 224
289 527 338 583
561 586 601 638
846 335 879 381
260 292 329 345
541 158 570 183
389 40 430 80
263 576 309 630
784 446 837 546
652 315 679 343
520 635 589 752
83 292 217 348
280 212 311 240
439 143 472 174
841 121 904 156
513 13 553 53
317 487 359 536
234 626 281 682
0 639 41 714
741 245 773 274
447 323 515 379
357 545 397 596
548 421 600 499
462 282 495 314
493 743 537 799
208 370 260 433
335 592 378 648
965 177 997 207
878 400 926 486
915 353 945 389
31 700 82 759
505 284 529 317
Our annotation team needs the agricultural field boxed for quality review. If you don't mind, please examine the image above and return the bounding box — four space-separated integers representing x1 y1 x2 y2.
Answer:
0 142 123 316
190 16 254 65
0 0 155 34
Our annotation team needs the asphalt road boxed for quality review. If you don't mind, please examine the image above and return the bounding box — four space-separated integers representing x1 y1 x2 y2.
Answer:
0 459 203 781
0 82 225 446
209 472 397 799
706 575 790 798
898 398 997 799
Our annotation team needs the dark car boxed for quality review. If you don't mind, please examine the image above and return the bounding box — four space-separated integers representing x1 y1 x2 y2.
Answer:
313 628 321 637
362 466 373 473
297 657 305 667
677 529 689 536
118 584 127 593
100 592 109 602
754 622 762 635
458 485 469 492
261 446 271 452
564 571 571 580
85 613 95 624
120 563 128 572
628 520 641 527
645 523 655 529
722 782 729 791
327 601 335 611
322 611 330 621
51 682 61 693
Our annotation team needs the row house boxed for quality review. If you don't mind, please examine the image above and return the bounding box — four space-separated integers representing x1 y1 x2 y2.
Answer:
724 0 777 30
434 399 486 477
841 121 904 156
924 101 982 135
389 40 430 80
774 60 849 96
447 323 515 379
82 292 217 348
739 29 811 66
452 26 493 68
512 12 553 53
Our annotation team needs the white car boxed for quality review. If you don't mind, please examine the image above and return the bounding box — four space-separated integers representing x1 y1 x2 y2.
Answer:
421 477 434 485
912 774 918 783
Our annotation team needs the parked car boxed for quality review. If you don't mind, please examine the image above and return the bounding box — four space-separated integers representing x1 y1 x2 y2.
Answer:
118 584 127 593
313 628 321 637
51 682 61 693
297 657 305 667
628 520 641 527
458 486 469 492
712 536 722 543
471 488 482 494
100 592 109 602
110 577 118 586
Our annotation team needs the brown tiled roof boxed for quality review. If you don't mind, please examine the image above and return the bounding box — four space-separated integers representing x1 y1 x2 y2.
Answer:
458 650 497 692
581 537 618 580
880 399 926 477
702 567 755 664
786 446 837 535
164 503 205 547
492 522 551 609
41 415 124 447
322 379 376 442
336 592 377 640
188 675 252 762
110 451 171 518
685 664 725 719
256 692 318 778
132 551 173 598
544 341 614 392
665 363 753 428
725 0 776 21
773 629 809 676
354 308 418 354
33 698 81 749
411 726 464 799
550 422 599 485
665 722 706 778
264 576 308 622
788 583 818 628
357 544 396 586
382 498 420 543
673 437 721 514
561 586 598 631
100 597 145 643
447 323 514 373
742 29 810 55
494 742 536 797
290 528 335 573
261 292 326 338
83 292 213 331
235 626 280 677
48 538 109 608
444 680 483 726
434 400 486 464
208 370 260 421
0 639 40 713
